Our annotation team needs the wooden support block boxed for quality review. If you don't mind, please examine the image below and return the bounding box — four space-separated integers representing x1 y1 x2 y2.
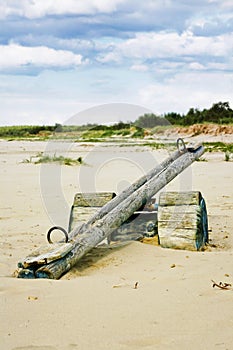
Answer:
159 191 201 206
72 192 116 207
69 192 116 232
157 232 199 251
69 207 99 231
158 191 207 251
158 206 201 229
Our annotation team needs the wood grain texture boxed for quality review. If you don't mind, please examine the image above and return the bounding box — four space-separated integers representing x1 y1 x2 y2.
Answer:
20 243 73 268
159 191 201 206
158 191 205 251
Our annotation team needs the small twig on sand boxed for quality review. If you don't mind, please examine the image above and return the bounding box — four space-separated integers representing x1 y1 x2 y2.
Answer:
211 280 232 290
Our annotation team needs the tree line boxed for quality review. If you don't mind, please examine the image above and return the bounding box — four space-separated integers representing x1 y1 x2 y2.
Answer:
135 102 233 128
0 101 232 138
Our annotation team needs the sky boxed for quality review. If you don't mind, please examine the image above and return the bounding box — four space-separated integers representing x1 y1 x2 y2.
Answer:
0 0 232 125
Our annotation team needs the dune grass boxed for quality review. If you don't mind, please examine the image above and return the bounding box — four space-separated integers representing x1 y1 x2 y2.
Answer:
23 153 83 165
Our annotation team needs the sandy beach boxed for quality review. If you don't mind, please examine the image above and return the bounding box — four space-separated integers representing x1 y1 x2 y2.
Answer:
0 138 233 350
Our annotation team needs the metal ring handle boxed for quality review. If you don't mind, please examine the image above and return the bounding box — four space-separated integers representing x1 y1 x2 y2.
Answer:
176 138 187 153
47 226 69 244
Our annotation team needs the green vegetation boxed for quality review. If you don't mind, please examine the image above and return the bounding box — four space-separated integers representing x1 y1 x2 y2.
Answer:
134 101 233 127
134 114 170 128
0 101 232 142
131 126 145 138
140 142 166 149
0 125 56 139
0 121 133 140
203 142 233 153
225 151 230 162
23 153 83 165
165 101 233 126
35 155 83 165
203 142 233 161
81 126 131 140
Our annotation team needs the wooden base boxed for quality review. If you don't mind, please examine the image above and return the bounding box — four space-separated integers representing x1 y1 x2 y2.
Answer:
158 191 208 251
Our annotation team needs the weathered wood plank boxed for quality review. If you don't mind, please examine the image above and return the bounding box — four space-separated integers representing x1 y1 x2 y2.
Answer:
69 192 116 233
158 227 200 240
159 191 201 206
158 218 201 230
157 234 199 251
73 192 116 207
158 191 206 251
19 243 73 268
158 206 201 229
69 207 99 232
157 204 201 215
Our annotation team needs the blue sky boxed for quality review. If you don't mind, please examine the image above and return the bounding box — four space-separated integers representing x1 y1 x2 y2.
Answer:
0 0 232 125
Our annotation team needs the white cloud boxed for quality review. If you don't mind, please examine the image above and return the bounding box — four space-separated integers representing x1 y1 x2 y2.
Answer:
130 64 148 72
208 0 233 8
138 71 233 114
0 0 125 19
187 11 233 35
0 0 183 20
0 1 232 125
0 43 83 69
188 62 205 70
104 31 233 60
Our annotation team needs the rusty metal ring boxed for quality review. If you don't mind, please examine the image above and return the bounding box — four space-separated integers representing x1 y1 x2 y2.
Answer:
47 226 69 244
177 138 186 153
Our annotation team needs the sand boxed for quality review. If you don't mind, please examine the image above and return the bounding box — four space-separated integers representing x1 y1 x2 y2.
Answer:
0 138 233 350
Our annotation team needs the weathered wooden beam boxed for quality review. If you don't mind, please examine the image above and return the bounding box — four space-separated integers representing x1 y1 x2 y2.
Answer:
18 243 74 269
69 148 184 239
35 144 204 279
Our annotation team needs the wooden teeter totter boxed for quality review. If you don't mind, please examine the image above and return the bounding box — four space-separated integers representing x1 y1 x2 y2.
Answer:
16 139 208 279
